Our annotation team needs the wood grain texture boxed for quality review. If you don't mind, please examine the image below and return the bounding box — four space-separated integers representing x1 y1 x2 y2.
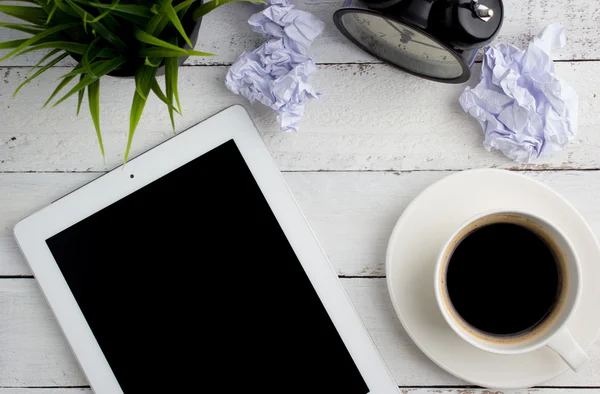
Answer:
394 391 600 394
1 63 598 172
3 171 600 277
0 0 599 66
0 278 599 388
0 1 599 388
0 390 597 394
0 391 90 394
0 390 598 394
398 391 600 394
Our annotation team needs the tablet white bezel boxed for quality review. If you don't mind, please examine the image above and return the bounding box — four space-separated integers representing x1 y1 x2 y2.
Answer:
14 105 399 394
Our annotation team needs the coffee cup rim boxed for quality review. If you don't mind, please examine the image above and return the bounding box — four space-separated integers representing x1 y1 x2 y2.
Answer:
433 209 582 355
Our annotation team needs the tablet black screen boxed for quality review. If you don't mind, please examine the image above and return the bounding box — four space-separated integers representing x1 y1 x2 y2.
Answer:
46 140 370 394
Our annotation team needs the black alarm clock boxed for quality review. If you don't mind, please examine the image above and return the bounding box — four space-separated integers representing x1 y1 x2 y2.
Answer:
333 0 503 83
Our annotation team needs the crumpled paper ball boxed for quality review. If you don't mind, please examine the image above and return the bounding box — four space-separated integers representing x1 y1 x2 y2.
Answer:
249 6 322 55
225 4 325 132
264 0 292 5
459 24 578 163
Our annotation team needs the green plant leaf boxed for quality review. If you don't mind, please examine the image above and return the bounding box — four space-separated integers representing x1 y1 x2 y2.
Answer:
87 79 105 159
82 36 101 78
64 0 127 50
192 0 265 21
86 2 153 18
53 56 127 107
160 0 192 48
0 21 80 61
76 74 85 115
0 22 45 35
0 0 38 4
45 3 57 24
76 0 149 26
34 0 75 24
125 65 157 163
143 4 176 39
53 0 80 17
91 23 126 51
174 0 197 13
26 47 61 75
0 5 48 25
44 74 76 107
19 41 115 65
91 9 121 31
134 61 154 100
0 39 28 49
59 59 103 78
14 52 68 96
144 12 166 35
164 46 177 132
16 41 88 56
106 10 147 26
82 10 88 32
138 47 215 57
32 0 54 16
150 77 179 115
165 47 181 114
134 27 188 54
144 56 161 67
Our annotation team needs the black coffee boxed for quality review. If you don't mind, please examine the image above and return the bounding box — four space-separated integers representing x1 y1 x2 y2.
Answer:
446 222 562 336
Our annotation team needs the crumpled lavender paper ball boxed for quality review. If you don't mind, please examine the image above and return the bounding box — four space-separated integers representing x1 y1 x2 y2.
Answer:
226 40 321 131
249 6 322 55
225 4 325 132
263 0 292 5
459 24 578 163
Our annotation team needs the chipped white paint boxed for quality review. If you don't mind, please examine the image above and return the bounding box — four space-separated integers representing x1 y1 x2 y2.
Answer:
1 63 599 172
1 0 599 65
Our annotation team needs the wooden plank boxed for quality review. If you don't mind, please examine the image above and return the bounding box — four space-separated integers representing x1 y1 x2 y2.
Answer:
0 390 597 394
3 171 600 277
6 390 592 394
0 0 599 66
0 391 90 394
0 279 85 387
1 63 599 172
398 391 600 394
0 278 599 387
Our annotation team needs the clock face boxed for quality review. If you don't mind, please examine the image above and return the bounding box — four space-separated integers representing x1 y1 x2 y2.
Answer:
340 12 464 79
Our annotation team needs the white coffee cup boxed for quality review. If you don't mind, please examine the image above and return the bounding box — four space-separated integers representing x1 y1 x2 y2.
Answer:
433 210 589 371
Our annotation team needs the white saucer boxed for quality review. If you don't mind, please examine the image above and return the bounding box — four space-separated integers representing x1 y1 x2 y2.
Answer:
385 169 600 389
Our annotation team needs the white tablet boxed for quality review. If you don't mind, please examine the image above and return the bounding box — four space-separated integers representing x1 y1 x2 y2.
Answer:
14 106 399 394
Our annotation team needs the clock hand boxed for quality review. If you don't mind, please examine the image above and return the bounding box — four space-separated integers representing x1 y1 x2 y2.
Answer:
382 19 442 50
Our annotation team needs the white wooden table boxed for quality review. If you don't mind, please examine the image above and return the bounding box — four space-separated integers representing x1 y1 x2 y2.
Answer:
1 1 600 393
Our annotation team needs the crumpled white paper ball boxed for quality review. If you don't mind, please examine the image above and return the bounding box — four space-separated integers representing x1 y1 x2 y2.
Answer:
459 24 578 163
225 4 324 132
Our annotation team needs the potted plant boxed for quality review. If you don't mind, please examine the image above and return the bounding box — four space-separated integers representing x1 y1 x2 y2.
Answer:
0 0 259 162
